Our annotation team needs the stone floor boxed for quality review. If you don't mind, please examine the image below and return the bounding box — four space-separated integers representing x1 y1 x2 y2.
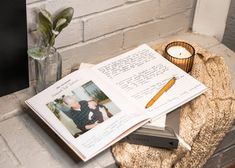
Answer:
0 32 235 168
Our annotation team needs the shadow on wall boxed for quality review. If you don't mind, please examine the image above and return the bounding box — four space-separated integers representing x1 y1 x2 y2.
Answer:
222 0 235 52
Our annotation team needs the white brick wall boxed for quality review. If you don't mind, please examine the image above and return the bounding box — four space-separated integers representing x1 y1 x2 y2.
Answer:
27 0 197 76
54 19 83 48
83 0 158 41
46 0 126 18
59 31 123 75
123 9 194 48
26 0 44 5
159 0 196 18
26 1 45 30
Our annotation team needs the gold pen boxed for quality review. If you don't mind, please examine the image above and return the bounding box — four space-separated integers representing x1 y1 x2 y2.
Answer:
145 77 176 109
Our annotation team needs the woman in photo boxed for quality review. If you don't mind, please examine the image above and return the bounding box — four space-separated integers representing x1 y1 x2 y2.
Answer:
88 100 113 123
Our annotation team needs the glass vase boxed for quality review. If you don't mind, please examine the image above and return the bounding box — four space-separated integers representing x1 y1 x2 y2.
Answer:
34 47 62 93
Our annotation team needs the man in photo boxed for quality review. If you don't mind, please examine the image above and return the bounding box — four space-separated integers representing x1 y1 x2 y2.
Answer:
63 96 99 132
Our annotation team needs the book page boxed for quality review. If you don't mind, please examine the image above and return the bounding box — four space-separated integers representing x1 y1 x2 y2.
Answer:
26 68 150 161
80 62 166 128
26 44 207 161
94 44 207 119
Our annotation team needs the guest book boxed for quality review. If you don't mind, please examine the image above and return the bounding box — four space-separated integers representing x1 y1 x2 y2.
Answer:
25 44 207 161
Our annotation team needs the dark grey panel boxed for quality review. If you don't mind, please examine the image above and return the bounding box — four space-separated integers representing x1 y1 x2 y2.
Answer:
0 1 29 96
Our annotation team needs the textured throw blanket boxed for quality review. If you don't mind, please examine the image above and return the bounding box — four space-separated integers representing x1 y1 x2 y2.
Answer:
112 41 235 168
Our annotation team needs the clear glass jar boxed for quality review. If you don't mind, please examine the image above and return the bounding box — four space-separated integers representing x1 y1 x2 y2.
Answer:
34 47 62 93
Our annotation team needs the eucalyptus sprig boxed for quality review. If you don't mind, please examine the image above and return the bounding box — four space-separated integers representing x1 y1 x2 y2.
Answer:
28 7 74 59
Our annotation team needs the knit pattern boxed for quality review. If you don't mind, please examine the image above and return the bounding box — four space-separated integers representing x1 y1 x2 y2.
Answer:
112 41 235 168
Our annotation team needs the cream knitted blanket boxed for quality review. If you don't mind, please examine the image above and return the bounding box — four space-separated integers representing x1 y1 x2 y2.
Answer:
112 41 235 168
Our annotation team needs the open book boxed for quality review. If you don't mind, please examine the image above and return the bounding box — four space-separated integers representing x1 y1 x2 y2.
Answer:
26 44 207 161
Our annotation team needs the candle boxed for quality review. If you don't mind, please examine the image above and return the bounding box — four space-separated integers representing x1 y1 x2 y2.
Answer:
164 41 195 72
167 46 192 58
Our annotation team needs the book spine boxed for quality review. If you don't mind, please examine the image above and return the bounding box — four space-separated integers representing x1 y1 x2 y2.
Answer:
125 134 178 149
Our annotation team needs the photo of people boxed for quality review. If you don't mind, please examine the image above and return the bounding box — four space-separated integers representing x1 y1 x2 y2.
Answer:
47 81 120 138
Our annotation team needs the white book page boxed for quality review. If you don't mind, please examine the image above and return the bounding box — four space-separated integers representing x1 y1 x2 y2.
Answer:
26 44 207 161
93 44 207 119
26 68 149 161
80 62 166 128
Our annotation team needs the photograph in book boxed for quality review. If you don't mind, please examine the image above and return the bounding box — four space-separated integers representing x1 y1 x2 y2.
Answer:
26 44 207 161
46 80 121 138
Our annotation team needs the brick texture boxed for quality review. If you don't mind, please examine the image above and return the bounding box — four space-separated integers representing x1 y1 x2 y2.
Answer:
0 115 62 168
159 0 196 18
83 0 159 41
0 135 21 167
59 32 123 75
0 95 22 122
0 114 115 168
26 0 43 4
26 0 197 65
123 10 193 48
26 2 45 31
46 0 126 18
54 19 83 48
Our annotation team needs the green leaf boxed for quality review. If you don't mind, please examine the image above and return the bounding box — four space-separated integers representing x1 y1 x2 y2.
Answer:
54 18 67 31
40 9 52 24
34 8 74 48
27 47 48 60
53 7 74 33
52 29 59 35
38 9 53 46
49 34 56 47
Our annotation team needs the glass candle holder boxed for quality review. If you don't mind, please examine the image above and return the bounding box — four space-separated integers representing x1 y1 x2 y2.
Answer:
164 41 195 72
